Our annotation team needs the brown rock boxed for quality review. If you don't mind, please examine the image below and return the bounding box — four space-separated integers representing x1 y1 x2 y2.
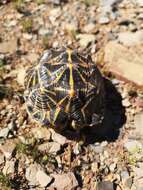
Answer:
104 42 143 88
51 172 78 190
38 142 61 154
0 139 17 159
0 39 17 54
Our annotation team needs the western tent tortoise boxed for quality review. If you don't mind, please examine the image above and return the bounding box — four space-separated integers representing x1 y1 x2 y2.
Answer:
24 48 105 133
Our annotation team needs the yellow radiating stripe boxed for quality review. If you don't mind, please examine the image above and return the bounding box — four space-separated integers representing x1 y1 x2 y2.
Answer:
67 48 74 91
53 107 61 124
75 68 87 84
47 69 52 76
27 73 34 88
58 95 68 106
69 63 74 89
55 68 66 83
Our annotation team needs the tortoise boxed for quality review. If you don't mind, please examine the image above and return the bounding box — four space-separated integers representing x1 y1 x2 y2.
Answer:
24 47 105 134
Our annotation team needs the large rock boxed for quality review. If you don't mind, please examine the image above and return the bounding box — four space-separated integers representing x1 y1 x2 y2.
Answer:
118 31 143 46
104 42 143 87
96 181 114 190
36 170 53 187
38 142 61 154
0 139 17 159
51 172 78 190
76 34 96 48
0 39 17 54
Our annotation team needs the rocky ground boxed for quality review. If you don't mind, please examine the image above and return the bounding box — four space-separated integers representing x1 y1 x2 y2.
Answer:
0 0 143 189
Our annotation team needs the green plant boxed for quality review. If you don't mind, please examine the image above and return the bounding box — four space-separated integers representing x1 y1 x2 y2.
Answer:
36 0 45 5
13 0 24 12
0 58 6 68
0 172 11 190
42 35 49 49
82 0 99 6
21 18 33 33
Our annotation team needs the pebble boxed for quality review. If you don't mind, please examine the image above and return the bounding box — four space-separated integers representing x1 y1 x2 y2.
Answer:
76 34 96 48
133 165 143 179
36 170 53 187
0 151 4 165
3 160 15 175
25 163 41 186
31 127 51 141
16 68 26 86
124 140 142 154
118 31 143 46
51 172 78 190
38 142 61 154
96 181 114 190
104 42 143 87
99 15 110 24
39 28 52 36
131 112 143 139
0 38 17 53
83 22 96 33
50 129 67 145
90 144 104 154
109 163 116 172
135 0 143 7
0 127 9 138
0 140 17 159
23 33 33 40
121 171 133 188
122 99 131 107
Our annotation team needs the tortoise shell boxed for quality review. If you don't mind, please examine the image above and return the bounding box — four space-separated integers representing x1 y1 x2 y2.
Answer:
24 48 105 132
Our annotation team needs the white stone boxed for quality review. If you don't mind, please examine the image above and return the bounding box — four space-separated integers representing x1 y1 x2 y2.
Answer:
3 160 15 175
25 163 41 185
124 140 143 154
0 39 17 53
36 170 52 187
31 127 51 141
76 34 96 47
0 140 16 159
0 127 9 138
118 31 143 46
51 172 78 189
38 142 61 154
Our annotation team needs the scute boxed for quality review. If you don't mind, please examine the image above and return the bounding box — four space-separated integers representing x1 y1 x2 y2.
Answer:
24 47 105 133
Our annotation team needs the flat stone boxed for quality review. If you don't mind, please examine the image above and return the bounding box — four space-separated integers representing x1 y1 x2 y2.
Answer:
0 140 17 159
3 160 15 175
25 163 41 186
0 127 9 138
0 151 4 165
83 23 96 33
51 172 78 190
133 166 143 179
76 34 96 48
124 140 142 154
0 39 17 54
50 129 67 145
96 181 114 190
26 53 39 63
118 31 143 46
99 15 110 24
16 68 26 86
31 127 51 141
104 42 143 87
36 170 53 187
129 112 143 140
135 0 143 7
38 142 61 154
